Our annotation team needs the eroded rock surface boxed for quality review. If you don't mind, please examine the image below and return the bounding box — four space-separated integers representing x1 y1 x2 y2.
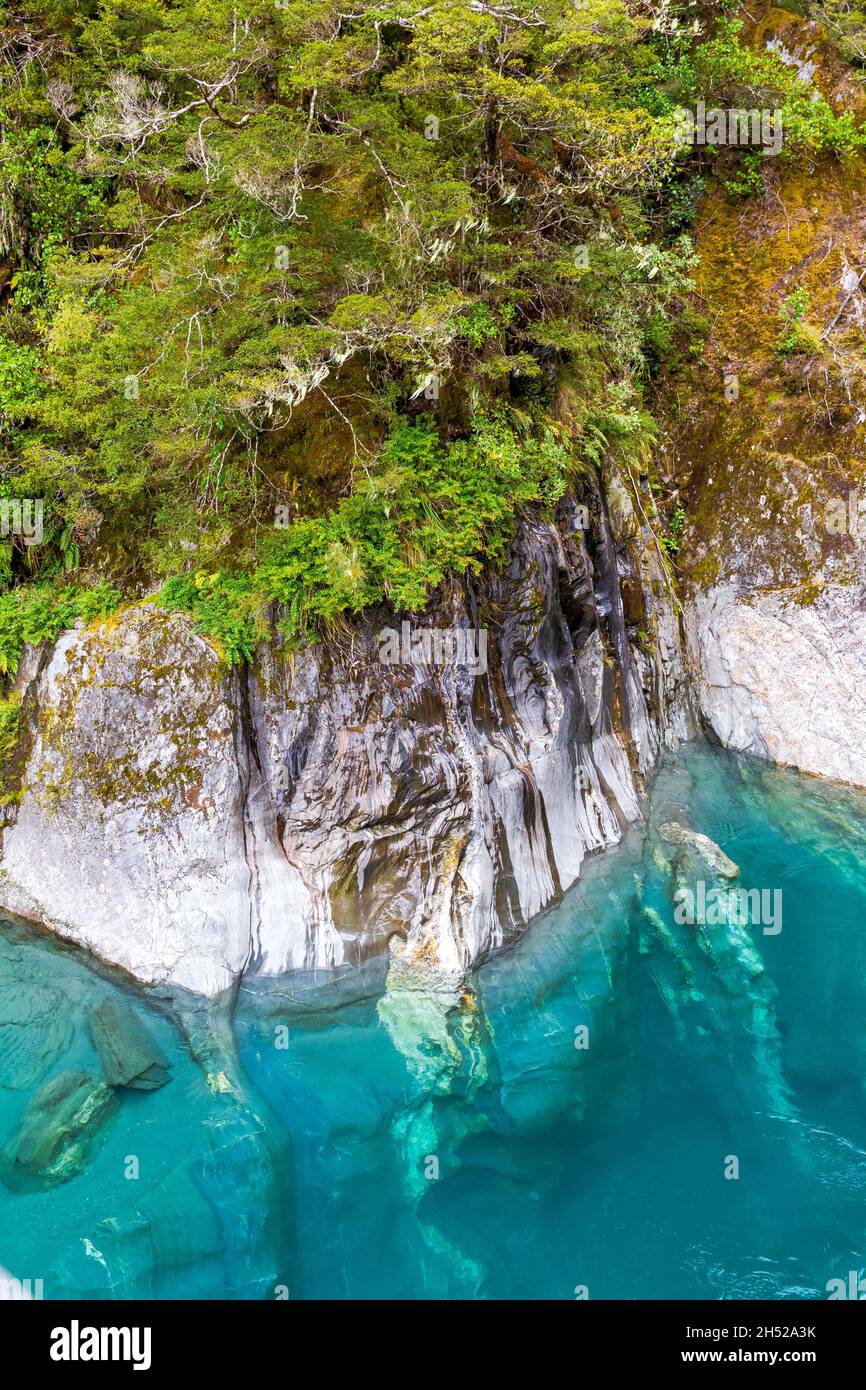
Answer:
659 820 740 880
687 583 866 785
0 608 251 995
0 492 686 995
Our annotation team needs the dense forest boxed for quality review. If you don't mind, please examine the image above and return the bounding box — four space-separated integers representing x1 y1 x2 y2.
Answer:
0 0 862 671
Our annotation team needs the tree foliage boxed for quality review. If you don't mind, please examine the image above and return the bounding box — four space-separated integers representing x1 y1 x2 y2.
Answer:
0 0 860 657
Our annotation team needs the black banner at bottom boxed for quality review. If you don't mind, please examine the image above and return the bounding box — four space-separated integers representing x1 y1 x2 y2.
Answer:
2 1296 862 1374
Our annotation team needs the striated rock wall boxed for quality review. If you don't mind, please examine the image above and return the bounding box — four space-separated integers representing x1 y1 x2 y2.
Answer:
0 481 691 995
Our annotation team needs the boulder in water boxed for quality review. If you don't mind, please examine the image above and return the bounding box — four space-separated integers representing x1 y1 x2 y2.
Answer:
658 821 739 879
88 998 171 1091
0 1069 119 1190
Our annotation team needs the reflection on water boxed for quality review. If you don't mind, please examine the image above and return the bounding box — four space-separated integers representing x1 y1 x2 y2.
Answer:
1 743 865 1299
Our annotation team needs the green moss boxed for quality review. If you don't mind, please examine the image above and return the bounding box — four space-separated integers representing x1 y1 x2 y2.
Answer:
26 605 227 816
795 578 824 606
662 49 866 587
0 693 22 805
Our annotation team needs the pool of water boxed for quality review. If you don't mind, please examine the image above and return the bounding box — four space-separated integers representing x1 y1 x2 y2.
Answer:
1 742 865 1299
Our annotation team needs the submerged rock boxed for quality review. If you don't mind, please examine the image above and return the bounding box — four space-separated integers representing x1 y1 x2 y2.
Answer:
88 998 171 1091
658 821 740 879
0 1069 119 1191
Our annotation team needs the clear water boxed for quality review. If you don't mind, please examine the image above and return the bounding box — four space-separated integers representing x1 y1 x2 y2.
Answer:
2 743 865 1300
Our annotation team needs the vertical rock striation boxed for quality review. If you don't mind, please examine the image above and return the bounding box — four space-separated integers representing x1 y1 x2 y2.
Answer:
0 482 689 995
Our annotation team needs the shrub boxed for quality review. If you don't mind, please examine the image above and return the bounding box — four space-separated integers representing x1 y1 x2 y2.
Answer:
0 582 122 679
159 414 570 656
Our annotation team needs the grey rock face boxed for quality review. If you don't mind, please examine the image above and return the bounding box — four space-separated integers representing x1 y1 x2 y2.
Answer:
685 564 866 789
0 608 252 995
669 158 866 790
244 503 652 979
0 490 683 995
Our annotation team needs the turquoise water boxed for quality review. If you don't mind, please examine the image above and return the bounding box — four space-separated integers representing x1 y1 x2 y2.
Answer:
2 743 865 1300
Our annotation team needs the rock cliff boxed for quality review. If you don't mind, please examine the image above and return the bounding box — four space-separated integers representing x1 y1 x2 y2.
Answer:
0 478 690 995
